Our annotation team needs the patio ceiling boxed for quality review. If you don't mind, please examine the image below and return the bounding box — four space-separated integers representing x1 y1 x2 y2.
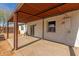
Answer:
9 3 79 23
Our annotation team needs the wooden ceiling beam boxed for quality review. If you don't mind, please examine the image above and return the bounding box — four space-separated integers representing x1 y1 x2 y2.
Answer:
18 11 43 18
34 3 66 16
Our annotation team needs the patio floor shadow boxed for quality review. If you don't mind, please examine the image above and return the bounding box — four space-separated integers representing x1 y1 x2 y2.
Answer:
17 39 41 50
69 46 75 56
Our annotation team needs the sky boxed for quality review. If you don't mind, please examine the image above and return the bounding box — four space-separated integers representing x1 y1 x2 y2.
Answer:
0 3 17 27
0 3 17 11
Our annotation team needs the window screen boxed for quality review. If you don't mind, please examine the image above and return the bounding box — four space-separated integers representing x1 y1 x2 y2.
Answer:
48 21 56 32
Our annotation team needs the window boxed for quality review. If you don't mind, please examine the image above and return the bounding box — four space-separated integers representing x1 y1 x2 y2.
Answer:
48 21 56 32
21 25 24 30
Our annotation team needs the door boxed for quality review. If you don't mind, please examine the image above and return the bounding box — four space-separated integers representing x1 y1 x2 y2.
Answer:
30 25 36 36
63 18 71 44
64 18 71 44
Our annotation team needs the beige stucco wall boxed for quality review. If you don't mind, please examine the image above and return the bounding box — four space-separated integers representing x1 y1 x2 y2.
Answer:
27 10 79 47
27 19 43 38
71 14 79 47
44 15 67 44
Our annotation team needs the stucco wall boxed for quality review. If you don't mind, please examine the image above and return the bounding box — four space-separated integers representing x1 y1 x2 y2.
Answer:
71 14 79 47
27 10 79 47
44 15 67 44
27 19 43 38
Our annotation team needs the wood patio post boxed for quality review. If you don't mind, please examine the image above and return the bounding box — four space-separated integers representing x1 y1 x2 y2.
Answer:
13 12 18 50
6 21 9 39
42 18 44 39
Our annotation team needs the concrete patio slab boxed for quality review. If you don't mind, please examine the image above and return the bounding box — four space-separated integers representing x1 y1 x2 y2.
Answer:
1 34 79 56
15 35 79 56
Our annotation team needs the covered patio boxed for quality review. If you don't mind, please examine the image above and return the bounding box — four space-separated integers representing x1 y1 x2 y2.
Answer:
5 3 79 56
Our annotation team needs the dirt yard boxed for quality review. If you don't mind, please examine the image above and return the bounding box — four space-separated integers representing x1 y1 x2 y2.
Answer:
0 40 15 56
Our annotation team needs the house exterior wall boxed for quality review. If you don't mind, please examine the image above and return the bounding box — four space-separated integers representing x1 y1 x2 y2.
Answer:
27 19 43 38
27 10 79 47
71 13 79 47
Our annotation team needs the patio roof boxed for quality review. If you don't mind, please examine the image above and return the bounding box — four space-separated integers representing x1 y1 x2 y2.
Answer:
9 3 79 23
